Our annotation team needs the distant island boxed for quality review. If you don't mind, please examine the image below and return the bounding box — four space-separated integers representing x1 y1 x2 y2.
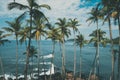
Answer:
67 37 119 44
113 37 119 44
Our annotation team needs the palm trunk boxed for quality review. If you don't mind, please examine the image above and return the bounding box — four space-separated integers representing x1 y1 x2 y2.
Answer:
37 36 41 78
62 37 66 80
59 42 62 74
50 41 55 80
24 9 32 80
0 56 5 80
93 47 97 78
96 21 100 77
31 57 34 79
73 30 76 79
88 49 97 80
15 36 18 80
117 15 120 80
79 47 82 78
43 57 46 80
108 18 114 80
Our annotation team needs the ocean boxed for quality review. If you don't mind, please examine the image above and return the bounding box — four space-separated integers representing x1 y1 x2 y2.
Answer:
0 40 118 77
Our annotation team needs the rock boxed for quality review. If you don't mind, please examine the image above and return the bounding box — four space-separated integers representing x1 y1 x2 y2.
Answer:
90 74 99 80
66 72 74 80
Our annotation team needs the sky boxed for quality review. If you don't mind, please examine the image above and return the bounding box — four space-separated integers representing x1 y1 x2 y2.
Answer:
0 0 119 40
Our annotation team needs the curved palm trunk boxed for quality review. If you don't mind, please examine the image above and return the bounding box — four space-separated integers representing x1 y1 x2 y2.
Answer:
108 18 114 80
73 30 76 79
15 36 19 80
88 49 97 80
117 15 120 80
50 41 55 80
24 9 32 80
79 47 82 78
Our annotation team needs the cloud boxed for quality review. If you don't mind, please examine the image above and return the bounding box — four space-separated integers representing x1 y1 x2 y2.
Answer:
0 0 118 39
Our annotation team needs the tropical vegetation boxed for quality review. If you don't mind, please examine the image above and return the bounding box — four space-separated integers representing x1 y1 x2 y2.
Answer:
0 0 120 80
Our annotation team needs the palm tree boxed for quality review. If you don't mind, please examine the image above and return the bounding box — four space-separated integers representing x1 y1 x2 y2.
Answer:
19 26 30 47
56 18 71 80
88 29 108 80
110 1 120 79
68 18 80 78
46 24 61 80
23 46 37 79
8 0 51 79
32 18 49 79
75 34 86 79
86 4 101 77
3 14 24 80
100 0 115 79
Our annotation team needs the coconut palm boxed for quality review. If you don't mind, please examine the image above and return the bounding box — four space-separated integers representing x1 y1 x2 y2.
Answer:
19 27 30 47
3 14 24 80
100 0 115 79
68 18 80 78
110 1 120 79
88 29 108 80
23 46 37 79
8 0 51 79
32 18 48 79
75 34 86 79
56 18 71 80
46 24 60 80
86 4 101 77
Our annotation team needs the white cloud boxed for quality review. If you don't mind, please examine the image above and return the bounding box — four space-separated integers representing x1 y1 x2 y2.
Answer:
0 0 118 39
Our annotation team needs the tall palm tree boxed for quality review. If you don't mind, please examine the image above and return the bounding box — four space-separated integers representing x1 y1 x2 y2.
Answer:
88 29 108 80
56 18 71 80
68 18 80 78
23 46 37 78
32 18 48 78
110 1 120 79
46 24 60 80
8 0 51 79
100 0 115 79
75 34 86 79
86 4 101 77
3 14 24 80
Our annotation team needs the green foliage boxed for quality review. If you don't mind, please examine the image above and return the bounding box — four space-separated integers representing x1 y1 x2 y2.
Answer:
75 34 86 48
23 46 37 58
0 30 10 46
89 29 108 47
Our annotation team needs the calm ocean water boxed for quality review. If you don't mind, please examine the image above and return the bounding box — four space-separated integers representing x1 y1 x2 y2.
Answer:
0 40 118 76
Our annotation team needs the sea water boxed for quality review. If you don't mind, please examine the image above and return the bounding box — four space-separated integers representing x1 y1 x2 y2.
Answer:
0 40 118 77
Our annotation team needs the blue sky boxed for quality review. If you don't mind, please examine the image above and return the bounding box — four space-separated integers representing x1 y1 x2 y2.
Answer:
0 0 119 40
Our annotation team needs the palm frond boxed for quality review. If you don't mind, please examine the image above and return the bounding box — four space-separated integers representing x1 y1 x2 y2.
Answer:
16 12 26 22
8 2 29 10
38 4 51 10
2 27 14 33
